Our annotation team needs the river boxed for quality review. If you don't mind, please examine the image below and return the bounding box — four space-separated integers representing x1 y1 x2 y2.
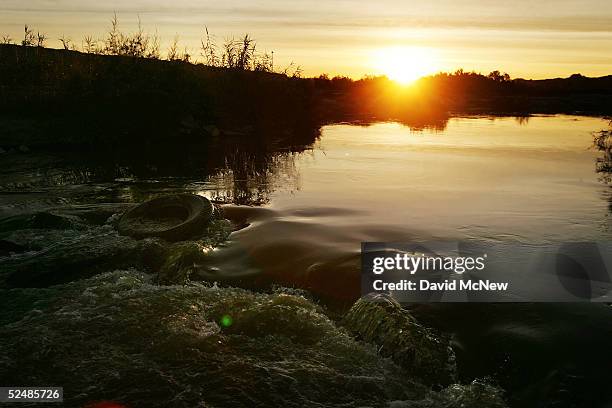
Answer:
1 114 611 407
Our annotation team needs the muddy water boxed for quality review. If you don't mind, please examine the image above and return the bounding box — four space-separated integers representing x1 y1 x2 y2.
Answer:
1 114 612 407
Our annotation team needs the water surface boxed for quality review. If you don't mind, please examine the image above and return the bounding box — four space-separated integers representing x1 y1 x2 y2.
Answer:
196 115 612 301
2 114 612 407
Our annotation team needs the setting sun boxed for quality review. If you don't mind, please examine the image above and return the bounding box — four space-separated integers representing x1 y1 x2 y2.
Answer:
372 46 439 84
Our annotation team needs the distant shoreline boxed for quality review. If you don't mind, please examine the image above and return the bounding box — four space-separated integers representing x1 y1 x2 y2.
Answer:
1 44 611 152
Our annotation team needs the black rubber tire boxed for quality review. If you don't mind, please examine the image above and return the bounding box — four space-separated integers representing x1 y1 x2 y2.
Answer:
117 194 214 241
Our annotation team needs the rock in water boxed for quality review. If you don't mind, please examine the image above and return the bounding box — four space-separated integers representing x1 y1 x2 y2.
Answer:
157 242 204 285
343 293 456 387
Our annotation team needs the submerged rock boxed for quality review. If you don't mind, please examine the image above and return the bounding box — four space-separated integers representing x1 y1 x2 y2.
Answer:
157 241 204 285
343 293 457 387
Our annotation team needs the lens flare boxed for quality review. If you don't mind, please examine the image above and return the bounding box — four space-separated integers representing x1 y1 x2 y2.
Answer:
220 314 233 327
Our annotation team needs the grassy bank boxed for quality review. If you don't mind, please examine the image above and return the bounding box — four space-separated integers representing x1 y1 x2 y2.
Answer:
0 44 317 151
2 43 612 152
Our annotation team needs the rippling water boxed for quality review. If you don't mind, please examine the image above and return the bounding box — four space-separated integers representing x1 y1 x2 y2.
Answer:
270 115 611 241
197 115 612 302
1 114 612 407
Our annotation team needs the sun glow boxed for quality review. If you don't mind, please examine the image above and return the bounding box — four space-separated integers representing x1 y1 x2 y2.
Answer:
372 46 439 85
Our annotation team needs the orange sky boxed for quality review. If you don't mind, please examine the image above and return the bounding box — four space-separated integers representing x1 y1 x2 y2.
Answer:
1 0 612 79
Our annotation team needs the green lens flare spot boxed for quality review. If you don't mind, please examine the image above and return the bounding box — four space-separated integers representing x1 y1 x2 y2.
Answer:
220 314 233 328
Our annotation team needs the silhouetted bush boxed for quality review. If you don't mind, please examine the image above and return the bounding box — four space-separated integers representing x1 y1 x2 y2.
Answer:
0 43 317 151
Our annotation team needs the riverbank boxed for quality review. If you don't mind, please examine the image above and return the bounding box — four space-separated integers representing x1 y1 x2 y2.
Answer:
0 44 318 152
2 44 612 153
